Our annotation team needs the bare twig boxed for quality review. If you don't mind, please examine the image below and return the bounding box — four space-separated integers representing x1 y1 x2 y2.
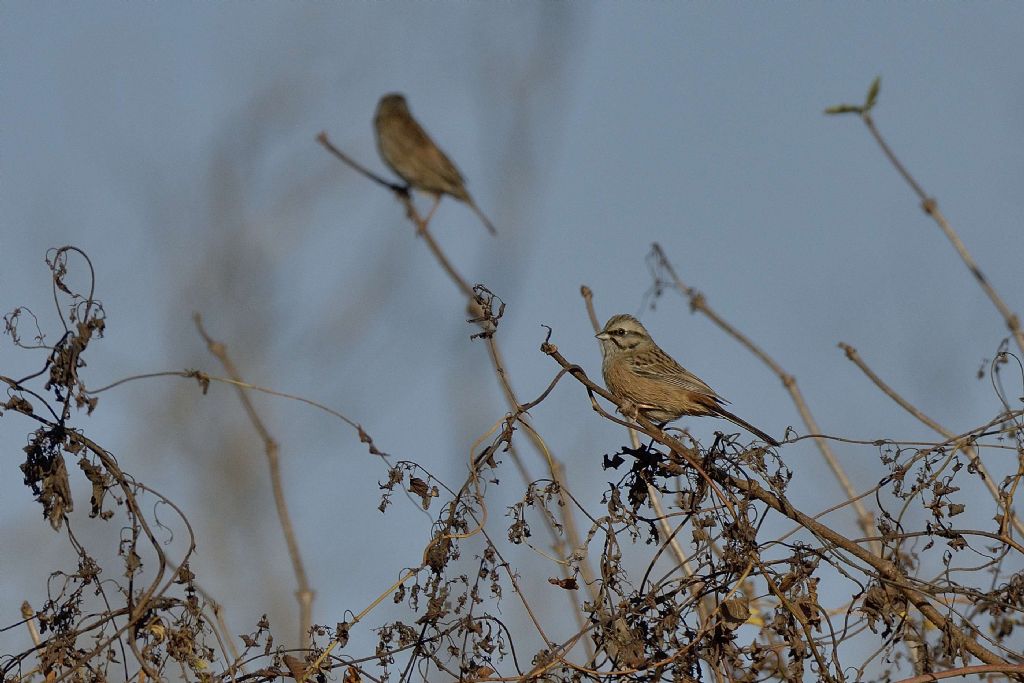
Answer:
300 568 420 683
194 314 314 650
892 664 1024 683
316 131 405 192
89 370 364 432
860 112 1024 355
580 286 600 332
826 81 1024 356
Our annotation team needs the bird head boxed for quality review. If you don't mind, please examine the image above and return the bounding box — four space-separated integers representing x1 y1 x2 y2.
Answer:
596 314 652 355
376 93 410 117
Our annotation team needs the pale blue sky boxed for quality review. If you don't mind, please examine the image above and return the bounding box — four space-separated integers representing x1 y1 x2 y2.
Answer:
3 2 1023 674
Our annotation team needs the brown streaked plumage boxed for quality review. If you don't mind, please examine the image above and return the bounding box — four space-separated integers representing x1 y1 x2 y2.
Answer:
596 314 779 446
374 93 496 235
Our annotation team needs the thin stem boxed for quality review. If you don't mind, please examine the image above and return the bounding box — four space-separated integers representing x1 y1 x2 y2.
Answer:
892 664 1024 683
194 314 314 650
860 112 1024 356
316 131 404 192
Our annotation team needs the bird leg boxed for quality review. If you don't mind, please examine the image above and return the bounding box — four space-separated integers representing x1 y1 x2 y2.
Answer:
419 194 443 234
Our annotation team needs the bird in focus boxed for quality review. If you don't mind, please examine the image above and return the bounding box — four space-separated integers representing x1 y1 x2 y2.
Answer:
374 93 497 235
596 314 779 446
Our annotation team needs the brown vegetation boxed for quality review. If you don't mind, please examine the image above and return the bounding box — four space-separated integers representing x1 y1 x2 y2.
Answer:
3 80 1023 683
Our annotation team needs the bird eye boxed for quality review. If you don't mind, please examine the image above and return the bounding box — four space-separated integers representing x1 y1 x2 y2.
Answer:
612 329 624 336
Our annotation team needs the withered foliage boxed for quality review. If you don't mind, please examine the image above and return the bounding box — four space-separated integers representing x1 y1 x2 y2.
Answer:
3 249 220 682
5 243 1023 683
5 89 1024 681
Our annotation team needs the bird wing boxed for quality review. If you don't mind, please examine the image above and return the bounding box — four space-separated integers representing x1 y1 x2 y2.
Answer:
419 138 467 193
630 354 728 404
376 112 468 197
398 122 467 196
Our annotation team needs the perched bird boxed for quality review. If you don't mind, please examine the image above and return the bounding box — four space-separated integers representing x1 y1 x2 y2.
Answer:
596 314 779 446
374 93 497 235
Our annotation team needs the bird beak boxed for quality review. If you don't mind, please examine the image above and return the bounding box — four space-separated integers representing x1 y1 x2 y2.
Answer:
595 331 610 340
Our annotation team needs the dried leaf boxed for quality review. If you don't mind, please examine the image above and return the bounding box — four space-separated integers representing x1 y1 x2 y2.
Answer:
547 577 578 590
720 597 751 629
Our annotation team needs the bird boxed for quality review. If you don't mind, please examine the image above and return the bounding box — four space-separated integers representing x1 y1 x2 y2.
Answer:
596 314 779 446
373 93 497 235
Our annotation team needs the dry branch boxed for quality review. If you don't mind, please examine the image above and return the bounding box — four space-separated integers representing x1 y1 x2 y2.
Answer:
827 79 1024 355
194 313 315 650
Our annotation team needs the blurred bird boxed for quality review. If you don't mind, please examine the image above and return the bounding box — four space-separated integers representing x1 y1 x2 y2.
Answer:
374 93 497 235
596 314 779 446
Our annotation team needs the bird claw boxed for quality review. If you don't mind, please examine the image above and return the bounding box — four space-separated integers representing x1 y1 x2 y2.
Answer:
616 400 642 421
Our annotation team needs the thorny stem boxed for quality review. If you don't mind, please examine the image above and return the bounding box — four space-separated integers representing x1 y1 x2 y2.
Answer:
194 314 314 651
649 243 880 555
422 202 602 634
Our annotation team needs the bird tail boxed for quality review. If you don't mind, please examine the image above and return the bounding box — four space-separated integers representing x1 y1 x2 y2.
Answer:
467 199 498 236
712 406 780 447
